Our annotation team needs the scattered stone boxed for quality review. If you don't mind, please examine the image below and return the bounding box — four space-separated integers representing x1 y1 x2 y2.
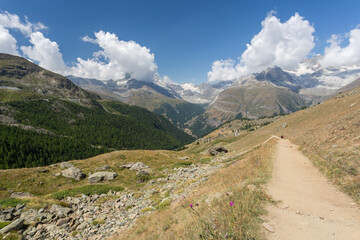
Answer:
23 226 36 236
177 156 189 160
56 218 70 226
331 144 338 149
94 165 111 171
262 222 274 233
0 218 24 234
60 162 75 169
76 222 87 231
54 172 61 177
37 169 49 173
209 146 228 156
119 162 135 169
20 209 39 225
128 212 138 220
15 203 26 211
10 192 34 198
0 145 234 239
61 167 85 180
129 162 150 171
88 172 117 183
50 204 73 218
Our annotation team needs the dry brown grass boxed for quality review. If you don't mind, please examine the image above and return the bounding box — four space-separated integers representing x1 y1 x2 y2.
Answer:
109 138 277 240
195 86 360 202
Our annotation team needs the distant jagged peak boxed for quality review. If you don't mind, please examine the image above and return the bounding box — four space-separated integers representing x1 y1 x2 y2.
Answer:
256 66 295 82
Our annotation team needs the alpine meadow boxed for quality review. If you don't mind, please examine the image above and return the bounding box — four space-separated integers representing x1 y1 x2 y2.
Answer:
0 1 360 240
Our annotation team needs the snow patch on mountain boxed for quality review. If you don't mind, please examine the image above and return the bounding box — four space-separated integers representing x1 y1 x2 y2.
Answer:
286 56 360 92
180 83 201 93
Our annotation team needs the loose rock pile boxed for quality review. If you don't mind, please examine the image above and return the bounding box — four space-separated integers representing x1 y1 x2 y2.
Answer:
1 155 240 239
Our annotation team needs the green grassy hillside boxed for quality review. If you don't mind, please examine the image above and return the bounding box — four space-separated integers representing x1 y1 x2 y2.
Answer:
0 54 194 169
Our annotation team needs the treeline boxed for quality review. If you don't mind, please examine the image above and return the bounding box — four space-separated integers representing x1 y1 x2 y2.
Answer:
0 99 194 169
0 124 106 169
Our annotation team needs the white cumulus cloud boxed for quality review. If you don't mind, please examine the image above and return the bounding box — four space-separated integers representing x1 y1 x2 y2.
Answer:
208 13 315 82
71 31 158 81
0 11 158 82
207 59 239 82
0 25 19 55
0 11 46 36
21 31 68 73
320 28 360 67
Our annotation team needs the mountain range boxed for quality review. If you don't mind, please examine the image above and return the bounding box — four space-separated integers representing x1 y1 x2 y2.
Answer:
0 53 194 169
67 56 360 135
2 52 359 141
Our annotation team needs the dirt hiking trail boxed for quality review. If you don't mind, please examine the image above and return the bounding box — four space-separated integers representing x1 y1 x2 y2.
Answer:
264 139 360 240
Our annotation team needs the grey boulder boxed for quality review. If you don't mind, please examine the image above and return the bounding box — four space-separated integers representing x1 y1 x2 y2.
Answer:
88 171 117 183
129 162 149 171
94 165 110 171
209 146 228 156
0 218 24 234
10 192 34 198
50 204 73 218
61 167 85 180
60 162 75 169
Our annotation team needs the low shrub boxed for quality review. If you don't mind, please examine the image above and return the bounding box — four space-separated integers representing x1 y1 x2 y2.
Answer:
0 221 11 229
0 198 28 209
175 161 193 167
51 185 124 200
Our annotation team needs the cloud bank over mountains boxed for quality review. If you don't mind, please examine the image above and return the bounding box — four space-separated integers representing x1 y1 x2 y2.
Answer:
208 13 315 81
208 12 360 82
0 10 360 83
320 28 360 67
74 31 157 81
0 11 158 81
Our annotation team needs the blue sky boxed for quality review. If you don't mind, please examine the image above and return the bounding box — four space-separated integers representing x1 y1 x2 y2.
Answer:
1 0 360 83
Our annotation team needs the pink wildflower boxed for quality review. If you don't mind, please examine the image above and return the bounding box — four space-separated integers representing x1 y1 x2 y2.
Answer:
229 201 234 206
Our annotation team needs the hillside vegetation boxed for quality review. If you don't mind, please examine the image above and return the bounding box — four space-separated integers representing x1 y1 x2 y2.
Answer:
68 75 209 137
0 84 359 239
0 54 194 169
118 84 360 239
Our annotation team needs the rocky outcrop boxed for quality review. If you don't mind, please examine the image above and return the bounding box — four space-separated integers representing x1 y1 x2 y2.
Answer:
0 151 244 240
0 218 24 234
60 162 75 169
209 146 228 156
61 167 85 180
50 204 73 218
94 165 110 171
10 192 34 198
88 172 117 183
120 162 150 171
130 162 150 171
